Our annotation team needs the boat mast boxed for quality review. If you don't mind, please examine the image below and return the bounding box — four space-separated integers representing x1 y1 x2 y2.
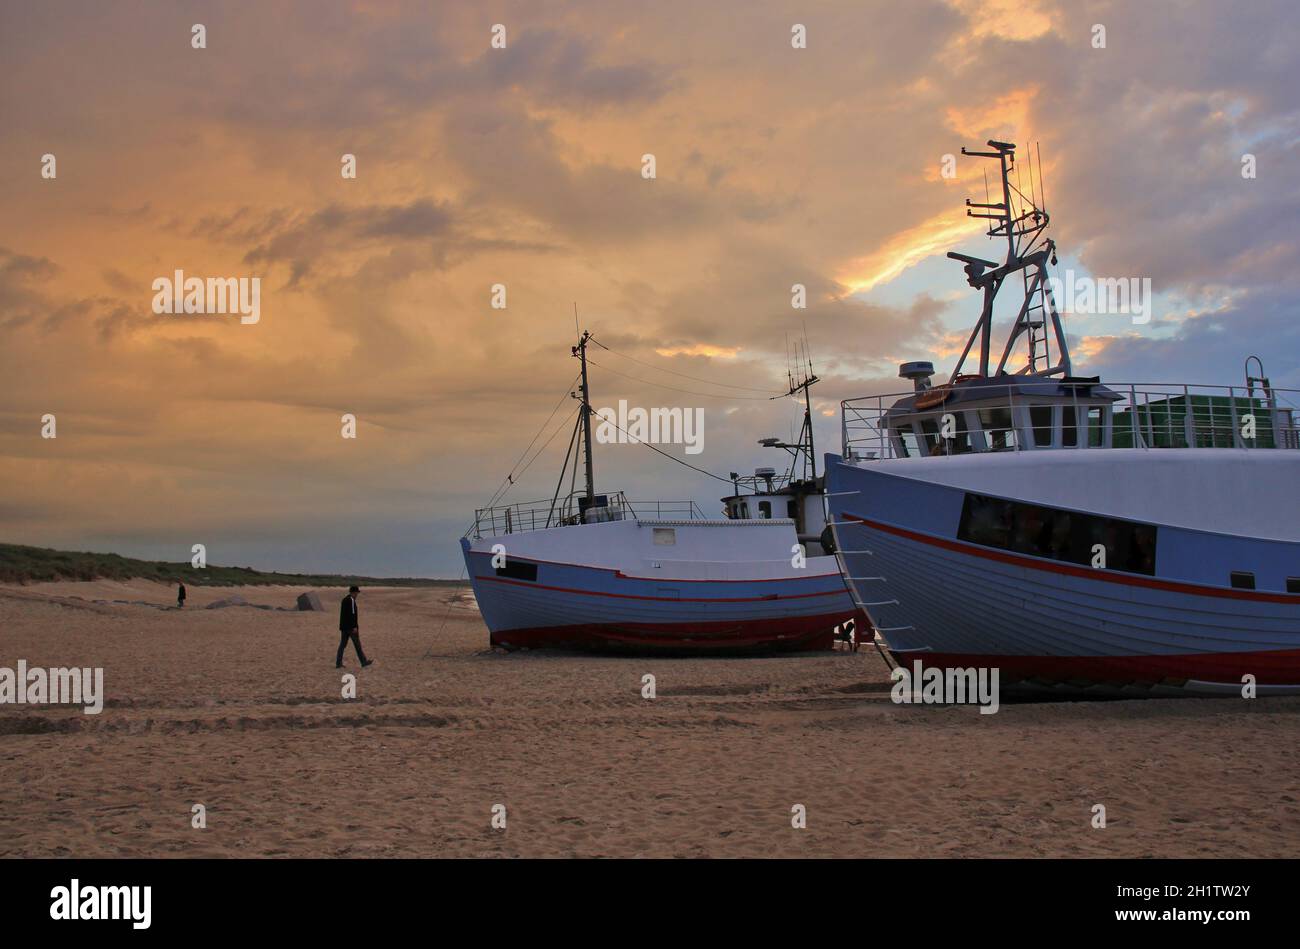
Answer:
763 339 820 483
572 330 596 502
948 140 1070 379
804 380 816 480
792 372 819 481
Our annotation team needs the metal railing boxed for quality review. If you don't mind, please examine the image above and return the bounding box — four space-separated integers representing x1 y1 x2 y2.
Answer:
842 380 1300 461
469 491 708 538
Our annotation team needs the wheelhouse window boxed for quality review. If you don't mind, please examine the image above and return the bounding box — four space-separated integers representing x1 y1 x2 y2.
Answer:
893 426 920 458
919 417 942 455
1062 406 1079 447
1087 407 1105 447
957 492 1158 576
758 501 772 519
923 411 977 456
977 407 1019 451
1029 405 1054 448
787 500 798 519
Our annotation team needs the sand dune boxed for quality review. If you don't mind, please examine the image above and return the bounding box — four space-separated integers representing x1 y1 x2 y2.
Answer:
1 579 1297 857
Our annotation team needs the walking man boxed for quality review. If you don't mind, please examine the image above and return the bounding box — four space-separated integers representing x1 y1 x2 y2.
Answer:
177 581 186 609
336 585 374 669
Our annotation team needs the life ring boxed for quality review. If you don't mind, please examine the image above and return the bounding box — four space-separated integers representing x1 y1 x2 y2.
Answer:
914 387 951 410
914 374 979 411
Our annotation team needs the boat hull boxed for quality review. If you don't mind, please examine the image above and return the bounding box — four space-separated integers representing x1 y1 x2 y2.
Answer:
825 451 1300 696
460 524 856 654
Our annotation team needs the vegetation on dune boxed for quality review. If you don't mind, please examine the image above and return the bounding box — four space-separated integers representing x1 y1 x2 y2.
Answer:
0 543 457 587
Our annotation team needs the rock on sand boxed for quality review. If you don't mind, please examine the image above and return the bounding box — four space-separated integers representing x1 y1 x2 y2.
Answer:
296 591 324 611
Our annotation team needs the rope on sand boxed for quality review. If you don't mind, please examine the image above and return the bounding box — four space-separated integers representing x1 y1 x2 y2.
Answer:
421 565 469 660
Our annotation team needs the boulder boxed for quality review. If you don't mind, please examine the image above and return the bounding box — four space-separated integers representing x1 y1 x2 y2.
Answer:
296 591 324 612
205 594 248 609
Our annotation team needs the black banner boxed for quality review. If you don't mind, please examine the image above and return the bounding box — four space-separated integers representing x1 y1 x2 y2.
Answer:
1 858 1282 935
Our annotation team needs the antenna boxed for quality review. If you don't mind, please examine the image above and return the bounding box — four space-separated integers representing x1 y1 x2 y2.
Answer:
1008 153 1019 215
1028 138 1039 215
983 168 991 239
785 332 793 391
773 333 820 482
573 302 579 334
1036 141 1046 217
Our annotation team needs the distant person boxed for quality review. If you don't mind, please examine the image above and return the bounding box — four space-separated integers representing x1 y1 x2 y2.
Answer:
336 585 374 669
177 581 186 609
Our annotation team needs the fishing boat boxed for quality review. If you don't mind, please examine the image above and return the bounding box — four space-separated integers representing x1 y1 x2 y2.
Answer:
826 140 1300 696
461 331 859 653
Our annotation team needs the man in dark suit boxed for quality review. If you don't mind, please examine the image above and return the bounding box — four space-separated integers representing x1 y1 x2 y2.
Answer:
336 585 374 669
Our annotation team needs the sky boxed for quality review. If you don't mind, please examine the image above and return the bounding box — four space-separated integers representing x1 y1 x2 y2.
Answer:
2 0 1298 577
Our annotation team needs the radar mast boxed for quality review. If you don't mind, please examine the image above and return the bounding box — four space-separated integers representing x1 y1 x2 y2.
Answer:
948 141 1071 379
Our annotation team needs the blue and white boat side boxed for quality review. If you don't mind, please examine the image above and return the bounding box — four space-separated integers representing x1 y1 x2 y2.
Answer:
826 445 1300 694
462 512 855 652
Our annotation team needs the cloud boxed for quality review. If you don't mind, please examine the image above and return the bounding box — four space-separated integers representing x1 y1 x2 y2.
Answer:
1 0 1297 575
239 199 457 284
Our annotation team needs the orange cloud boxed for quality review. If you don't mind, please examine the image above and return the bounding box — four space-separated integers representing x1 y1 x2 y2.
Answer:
945 86 1041 143
653 344 740 359
835 211 976 294
944 0 1056 41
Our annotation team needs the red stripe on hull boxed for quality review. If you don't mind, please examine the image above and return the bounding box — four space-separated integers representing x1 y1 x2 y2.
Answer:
903 648 1300 689
491 613 849 654
483 574 847 603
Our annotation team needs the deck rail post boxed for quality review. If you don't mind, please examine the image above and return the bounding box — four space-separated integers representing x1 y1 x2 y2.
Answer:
1010 385 1019 451
1228 385 1242 448
1128 384 1145 449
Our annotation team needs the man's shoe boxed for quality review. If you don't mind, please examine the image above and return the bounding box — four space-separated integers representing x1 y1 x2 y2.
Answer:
361 659 374 668
335 664 344 669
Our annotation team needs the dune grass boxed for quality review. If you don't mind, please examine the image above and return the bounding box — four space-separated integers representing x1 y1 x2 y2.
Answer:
0 542 456 587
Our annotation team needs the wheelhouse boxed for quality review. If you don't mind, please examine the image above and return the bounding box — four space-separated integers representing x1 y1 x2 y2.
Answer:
881 375 1121 458
720 466 830 554
845 369 1300 462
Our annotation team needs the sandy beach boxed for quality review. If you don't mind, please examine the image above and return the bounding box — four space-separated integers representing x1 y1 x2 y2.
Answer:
1 579 1297 858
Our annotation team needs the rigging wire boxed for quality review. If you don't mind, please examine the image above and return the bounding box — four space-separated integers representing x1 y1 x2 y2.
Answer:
595 411 736 486
420 563 469 660
588 336 785 395
545 410 581 528
586 357 783 401
466 402 580 535
501 404 580 492
477 373 579 512
468 331 800 528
